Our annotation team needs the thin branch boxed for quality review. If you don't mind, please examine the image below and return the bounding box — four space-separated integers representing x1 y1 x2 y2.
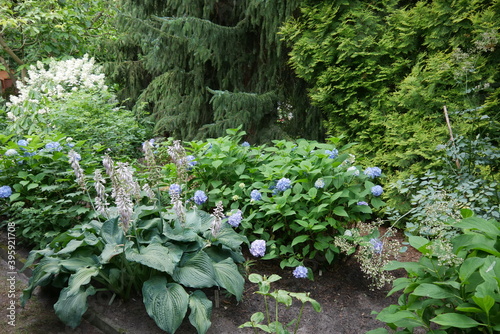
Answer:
443 105 460 169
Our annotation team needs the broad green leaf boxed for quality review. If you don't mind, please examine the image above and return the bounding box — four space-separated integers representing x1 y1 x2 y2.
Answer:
472 295 495 314
248 273 263 283
289 292 322 312
408 235 431 253
213 258 245 301
173 251 217 288
213 226 248 250
431 313 481 328
54 285 96 329
59 257 99 272
270 289 292 307
212 160 223 168
291 235 309 247
332 206 349 217
66 266 99 296
142 277 189 334
21 257 60 306
459 257 485 282
56 239 85 255
99 243 124 263
413 284 457 299
455 217 500 238
188 291 212 334
308 187 317 199
101 217 125 244
125 242 183 275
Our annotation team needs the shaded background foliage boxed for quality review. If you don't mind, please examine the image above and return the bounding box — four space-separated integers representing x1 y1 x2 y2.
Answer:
280 0 500 178
105 0 324 143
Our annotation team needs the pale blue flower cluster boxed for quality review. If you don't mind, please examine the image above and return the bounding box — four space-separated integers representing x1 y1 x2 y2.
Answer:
275 177 292 192
193 190 208 205
0 185 12 198
370 238 384 254
186 155 197 169
357 201 369 206
227 209 243 227
314 178 325 189
169 183 181 197
364 167 382 179
249 239 266 257
17 139 29 147
293 265 308 278
326 149 338 159
45 142 62 152
5 149 18 157
371 185 383 197
250 189 262 201
241 141 250 147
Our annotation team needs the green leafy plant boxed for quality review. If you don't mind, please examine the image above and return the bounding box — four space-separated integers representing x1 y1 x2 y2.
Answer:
240 273 322 333
167 128 386 268
368 212 500 334
0 133 101 247
20 152 247 334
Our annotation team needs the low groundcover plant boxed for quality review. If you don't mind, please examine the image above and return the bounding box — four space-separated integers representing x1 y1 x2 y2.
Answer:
367 211 500 334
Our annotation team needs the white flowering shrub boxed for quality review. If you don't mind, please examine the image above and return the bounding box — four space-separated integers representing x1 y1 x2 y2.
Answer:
4 55 147 156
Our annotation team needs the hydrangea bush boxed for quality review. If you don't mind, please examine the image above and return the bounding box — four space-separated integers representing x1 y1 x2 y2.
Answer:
0 133 102 247
159 128 386 268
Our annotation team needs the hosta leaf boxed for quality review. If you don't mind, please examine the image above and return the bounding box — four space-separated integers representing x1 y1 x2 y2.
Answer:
213 258 245 301
21 257 60 306
125 242 183 275
188 290 212 334
173 251 217 288
100 217 125 245
59 256 99 272
66 266 99 296
212 226 248 250
99 243 124 263
143 277 189 334
54 285 96 329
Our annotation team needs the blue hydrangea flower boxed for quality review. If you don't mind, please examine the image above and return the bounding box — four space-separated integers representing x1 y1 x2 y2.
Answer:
17 139 29 147
0 185 12 198
169 183 182 197
357 201 369 206
326 149 338 159
249 239 266 257
293 266 308 278
250 189 262 201
186 155 197 168
227 210 243 227
371 185 383 197
193 190 208 205
241 141 250 147
275 177 292 192
45 142 62 152
5 149 18 157
370 238 384 254
314 178 325 189
364 167 382 179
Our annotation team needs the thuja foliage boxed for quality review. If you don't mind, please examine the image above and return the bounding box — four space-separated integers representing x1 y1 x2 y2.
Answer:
107 0 323 142
280 0 500 176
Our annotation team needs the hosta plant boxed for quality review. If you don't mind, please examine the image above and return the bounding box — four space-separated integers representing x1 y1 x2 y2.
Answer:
368 211 500 334
21 152 247 334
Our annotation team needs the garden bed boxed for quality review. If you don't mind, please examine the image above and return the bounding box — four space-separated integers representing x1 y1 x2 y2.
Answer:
0 228 420 334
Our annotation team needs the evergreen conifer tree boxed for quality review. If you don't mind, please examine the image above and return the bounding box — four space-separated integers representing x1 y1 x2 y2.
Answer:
106 0 323 143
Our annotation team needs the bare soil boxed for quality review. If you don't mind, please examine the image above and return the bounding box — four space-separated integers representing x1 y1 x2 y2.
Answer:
0 228 420 334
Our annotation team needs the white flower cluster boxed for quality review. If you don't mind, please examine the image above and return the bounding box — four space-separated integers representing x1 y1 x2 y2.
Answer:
7 54 108 108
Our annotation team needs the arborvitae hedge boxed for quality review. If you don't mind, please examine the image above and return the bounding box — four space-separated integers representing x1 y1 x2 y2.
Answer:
281 0 500 178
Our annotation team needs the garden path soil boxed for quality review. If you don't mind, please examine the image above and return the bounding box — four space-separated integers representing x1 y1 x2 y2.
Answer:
0 229 420 334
